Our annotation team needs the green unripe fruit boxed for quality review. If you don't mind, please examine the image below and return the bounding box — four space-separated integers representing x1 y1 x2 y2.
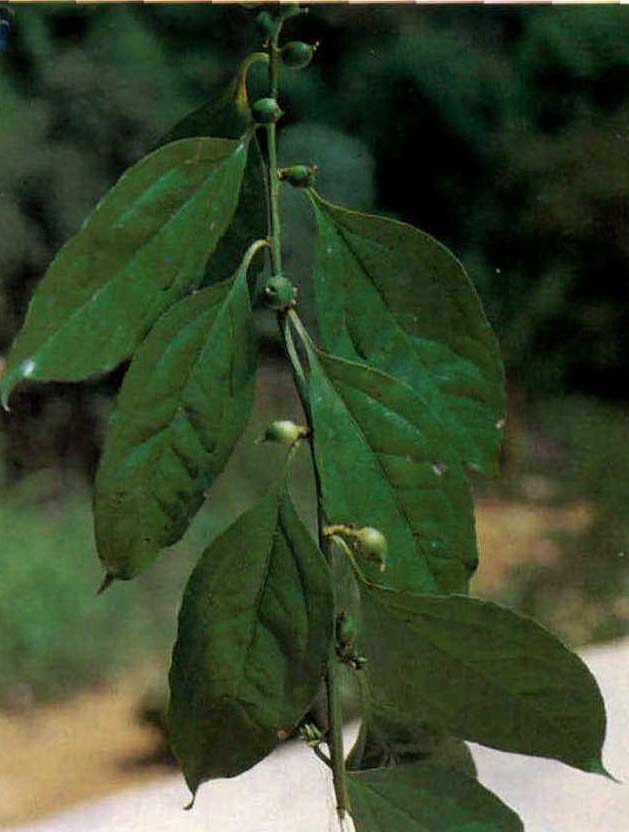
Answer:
256 11 276 37
279 164 317 188
252 97 284 124
281 41 315 70
352 526 388 572
259 419 308 447
263 274 296 310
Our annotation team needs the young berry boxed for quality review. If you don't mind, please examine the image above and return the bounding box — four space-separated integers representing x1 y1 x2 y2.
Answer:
263 274 296 310
352 526 388 572
279 164 317 188
281 41 315 70
258 420 309 447
252 97 284 124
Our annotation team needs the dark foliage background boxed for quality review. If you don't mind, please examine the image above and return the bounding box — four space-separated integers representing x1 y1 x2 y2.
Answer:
1 3 628 701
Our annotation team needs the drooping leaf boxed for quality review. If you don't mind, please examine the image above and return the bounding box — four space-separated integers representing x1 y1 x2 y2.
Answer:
2 136 248 407
309 193 506 476
304 342 477 594
157 57 268 289
94 242 262 580
347 763 523 832
347 704 476 779
157 55 265 146
167 486 333 795
360 582 608 774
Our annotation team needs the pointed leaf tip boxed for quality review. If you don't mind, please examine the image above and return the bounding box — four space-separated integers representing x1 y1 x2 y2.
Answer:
587 758 620 783
183 793 196 811
96 574 114 595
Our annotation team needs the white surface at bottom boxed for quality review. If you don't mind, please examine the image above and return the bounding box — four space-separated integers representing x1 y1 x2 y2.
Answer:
7 638 629 832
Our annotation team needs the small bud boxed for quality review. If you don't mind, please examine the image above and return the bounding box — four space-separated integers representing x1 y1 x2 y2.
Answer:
252 97 284 124
281 41 316 70
262 274 296 310
257 419 309 447
279 164 317 188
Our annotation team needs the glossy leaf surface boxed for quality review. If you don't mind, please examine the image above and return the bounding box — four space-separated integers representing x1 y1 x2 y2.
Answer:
310 194 506 475
2 136 247 406
94 248 258 580
168 487 333 794
158 60 267 288
348 763 523 832
360 583 607 774
306 345 477 593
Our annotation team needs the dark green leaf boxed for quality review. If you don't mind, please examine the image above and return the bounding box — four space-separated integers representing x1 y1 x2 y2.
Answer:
360 583 607 774
167 487 333 795
157 56 263 145
348 704 476 779
157 61 268 290
348 763 523 832
94 243 261 580
2 137 248 406
305 344 477 593
309 194 506 476
202 140 267 291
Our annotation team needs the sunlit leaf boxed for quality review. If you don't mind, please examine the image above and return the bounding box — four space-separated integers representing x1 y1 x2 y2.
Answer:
2 136 248 406
304 342 477 593
309 194 506 476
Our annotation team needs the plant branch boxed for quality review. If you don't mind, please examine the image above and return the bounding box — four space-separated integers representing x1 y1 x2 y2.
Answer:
261 18 350 823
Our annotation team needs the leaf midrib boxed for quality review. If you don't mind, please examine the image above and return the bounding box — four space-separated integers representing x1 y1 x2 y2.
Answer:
316 354 439 592
319 209 484 464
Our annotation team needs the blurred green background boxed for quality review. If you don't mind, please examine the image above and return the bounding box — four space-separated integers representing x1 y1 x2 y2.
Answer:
1 3 628 706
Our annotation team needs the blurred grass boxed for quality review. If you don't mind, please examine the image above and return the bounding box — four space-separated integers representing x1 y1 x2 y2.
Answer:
492 395 629 646
2 383 628 705
0 361 317 706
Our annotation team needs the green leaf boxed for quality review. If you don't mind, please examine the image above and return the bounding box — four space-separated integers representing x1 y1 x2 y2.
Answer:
94 243 262 580
2 136 248 407
167 486 333 795
348 704 477 779
157 58 268 290
360 583 607 774
309 194 506 476
347 763 523 832
157 56 264 145
304 343 477 593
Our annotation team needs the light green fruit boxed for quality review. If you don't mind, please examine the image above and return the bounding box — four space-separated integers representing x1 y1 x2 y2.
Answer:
279 164 317 188
263 274 296 310
252 97 284 124
281 41 315 70
260 420 308 446
352 526 388 571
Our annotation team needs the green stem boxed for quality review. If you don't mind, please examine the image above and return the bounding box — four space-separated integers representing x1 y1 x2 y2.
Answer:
265 25 283 275
323 538 350 820
261 21 349 821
